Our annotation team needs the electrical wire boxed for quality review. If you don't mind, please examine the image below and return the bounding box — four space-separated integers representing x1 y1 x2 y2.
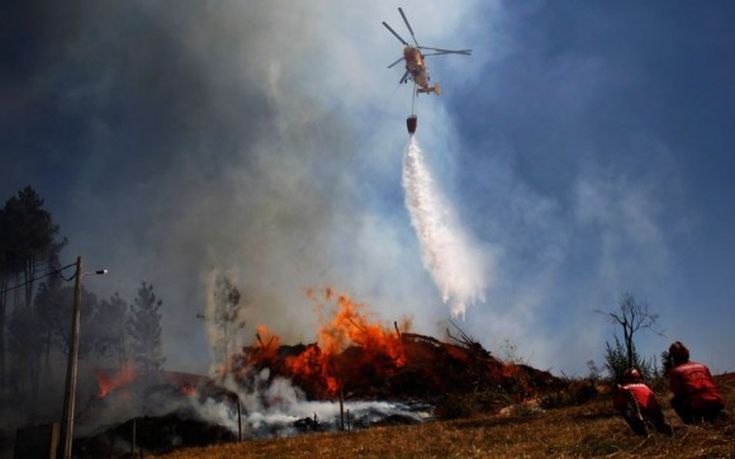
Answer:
0 261 71 279
0 262 76 296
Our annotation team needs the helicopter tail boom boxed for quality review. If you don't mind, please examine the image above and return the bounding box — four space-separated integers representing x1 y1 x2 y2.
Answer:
417 82 441 96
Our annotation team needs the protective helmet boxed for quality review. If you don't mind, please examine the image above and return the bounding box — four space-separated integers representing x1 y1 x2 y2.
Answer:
669 341 690 364
623 368 642 383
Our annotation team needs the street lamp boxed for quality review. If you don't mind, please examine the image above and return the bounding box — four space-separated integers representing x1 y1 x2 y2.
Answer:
59 256 107 459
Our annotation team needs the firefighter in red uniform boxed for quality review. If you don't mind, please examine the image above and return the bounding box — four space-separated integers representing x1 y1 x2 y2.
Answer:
613 368 672 436
667 341 726 423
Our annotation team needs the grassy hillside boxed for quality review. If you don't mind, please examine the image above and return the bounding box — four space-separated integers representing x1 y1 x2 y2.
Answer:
161 374 735 458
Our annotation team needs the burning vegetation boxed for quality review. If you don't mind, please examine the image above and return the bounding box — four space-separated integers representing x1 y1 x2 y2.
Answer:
225 288 561 409
19 288 576 458
229 289 408 398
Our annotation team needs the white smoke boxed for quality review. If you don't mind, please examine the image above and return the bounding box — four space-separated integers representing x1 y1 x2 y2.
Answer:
76 369 432 442
198 370 432 438
402 136 488 317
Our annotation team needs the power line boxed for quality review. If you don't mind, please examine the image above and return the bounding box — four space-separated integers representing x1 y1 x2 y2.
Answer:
0 262 76 296
0 260 69 278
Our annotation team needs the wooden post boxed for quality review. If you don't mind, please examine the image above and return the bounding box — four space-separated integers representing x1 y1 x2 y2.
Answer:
131 418 136 458
13 422 59 458
339 386 345 432
59 256 82 459
49 422 60 458
346 409 351 434
237 398 243 441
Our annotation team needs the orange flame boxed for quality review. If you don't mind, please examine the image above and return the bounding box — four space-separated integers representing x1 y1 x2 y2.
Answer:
282 290 406 395
255 324 281 359
96 366 136 398
179 383 198 397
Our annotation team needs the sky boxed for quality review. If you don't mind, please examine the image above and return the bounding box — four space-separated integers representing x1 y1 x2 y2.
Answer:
2 0 734 376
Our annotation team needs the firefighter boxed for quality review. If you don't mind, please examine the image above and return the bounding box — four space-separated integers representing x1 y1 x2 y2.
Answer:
667 341 726 424
613 368 672 436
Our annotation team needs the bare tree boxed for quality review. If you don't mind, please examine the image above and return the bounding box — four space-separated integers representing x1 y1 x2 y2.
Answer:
598 293 664 378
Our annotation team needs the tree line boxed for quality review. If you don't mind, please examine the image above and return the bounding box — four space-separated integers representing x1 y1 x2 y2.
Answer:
0 186 164 401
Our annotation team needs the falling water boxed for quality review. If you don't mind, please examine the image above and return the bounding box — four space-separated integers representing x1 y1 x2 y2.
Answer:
402 136 486 317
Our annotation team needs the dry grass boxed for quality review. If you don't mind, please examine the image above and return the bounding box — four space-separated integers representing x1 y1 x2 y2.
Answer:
160 375 735 458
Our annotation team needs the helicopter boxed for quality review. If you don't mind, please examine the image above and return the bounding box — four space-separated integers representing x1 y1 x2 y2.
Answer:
382 7 472 96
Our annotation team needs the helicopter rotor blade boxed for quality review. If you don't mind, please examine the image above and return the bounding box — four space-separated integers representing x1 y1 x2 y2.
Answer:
399 70 410 84
398 7 420 47
422 51 471 57
387 56 405 69
419 46 472 55
382 21 409 46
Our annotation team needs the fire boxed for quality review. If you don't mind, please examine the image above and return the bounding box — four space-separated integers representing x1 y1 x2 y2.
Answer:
237 287 408 396
224 288 558 405
315 293 405 365
96 365 136 398
179 383 198 397
255 324 281 359
284 290 406 395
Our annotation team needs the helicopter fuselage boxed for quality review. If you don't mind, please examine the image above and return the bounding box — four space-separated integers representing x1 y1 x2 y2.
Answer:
403 46 430 89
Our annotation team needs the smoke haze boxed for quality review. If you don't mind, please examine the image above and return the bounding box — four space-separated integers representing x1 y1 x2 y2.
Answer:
0 0 489 374
4 0 735 379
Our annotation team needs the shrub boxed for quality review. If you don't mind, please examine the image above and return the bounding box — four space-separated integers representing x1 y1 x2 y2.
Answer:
604 335 657 383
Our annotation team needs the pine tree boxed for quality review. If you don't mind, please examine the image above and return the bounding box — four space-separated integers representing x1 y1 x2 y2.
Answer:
1 186 66 308
95 293 129 367
34 283 99 358
0 186 66 390
126 282 165 373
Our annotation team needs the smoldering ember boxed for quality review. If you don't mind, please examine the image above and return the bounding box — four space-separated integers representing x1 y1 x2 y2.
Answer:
5 286 588 458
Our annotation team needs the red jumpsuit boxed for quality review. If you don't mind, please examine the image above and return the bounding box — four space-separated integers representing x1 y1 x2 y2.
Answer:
614 383 662 413
668 361 724 423
613 383 670 435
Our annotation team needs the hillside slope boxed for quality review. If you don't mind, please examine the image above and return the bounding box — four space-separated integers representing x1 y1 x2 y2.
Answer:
161 374 734 458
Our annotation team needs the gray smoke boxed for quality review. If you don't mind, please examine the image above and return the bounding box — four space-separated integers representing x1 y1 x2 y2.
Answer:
0 0 486 374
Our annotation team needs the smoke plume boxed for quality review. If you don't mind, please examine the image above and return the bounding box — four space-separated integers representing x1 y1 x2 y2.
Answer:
402 136 487 317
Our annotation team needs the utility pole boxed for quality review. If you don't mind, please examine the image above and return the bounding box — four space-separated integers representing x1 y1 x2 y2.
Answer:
339 386 345 432
59 256 82 459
